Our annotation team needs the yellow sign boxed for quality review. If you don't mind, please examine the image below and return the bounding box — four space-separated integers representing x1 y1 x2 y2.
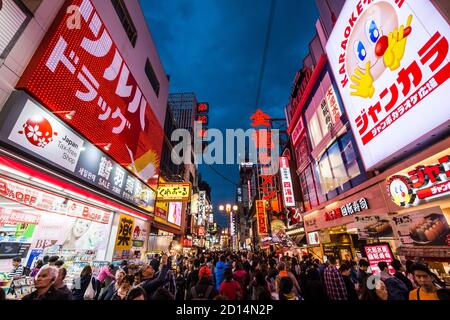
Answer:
156 183 191 202
115 215 135 251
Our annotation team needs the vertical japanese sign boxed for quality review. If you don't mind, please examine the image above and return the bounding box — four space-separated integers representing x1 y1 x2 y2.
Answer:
256 200 268 236
115 215 135 252
250 109 279 212
363 244 395 275
279 156 295 207
197 191 206 226
17 0 164 187
326 0 450 170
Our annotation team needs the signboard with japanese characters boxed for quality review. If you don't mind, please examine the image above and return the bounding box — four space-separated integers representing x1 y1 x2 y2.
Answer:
197 191 206 221
386 151 450 208
324 198 369 221
291 116 304 147
156 183 191 202
17 0 164 188
363 244 395 274
326 0 450 170
114 215 135 252
391 206 450 247
0 91 156 213
256 200 268 236
307 231 320 245
279 156 295 207
354 213 394 239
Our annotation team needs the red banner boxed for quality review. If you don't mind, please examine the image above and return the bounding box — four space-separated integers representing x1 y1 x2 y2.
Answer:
256 200 268 236
17 0 163 187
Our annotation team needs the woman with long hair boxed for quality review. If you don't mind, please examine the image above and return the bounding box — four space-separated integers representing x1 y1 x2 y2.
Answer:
72 265 93 300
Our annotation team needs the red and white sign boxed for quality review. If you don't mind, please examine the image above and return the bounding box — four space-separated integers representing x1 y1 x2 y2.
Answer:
0 208 40 225
291 117 304 147
387 153 450 207
326 0 450 170
364 244 395 275
8 99 85 172
154 206 168 220
66 200 111 224
17 0 164 187
279 156 295 207
256 200 268 236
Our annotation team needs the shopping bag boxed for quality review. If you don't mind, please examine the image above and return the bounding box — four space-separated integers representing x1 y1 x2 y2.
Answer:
83 278 95 300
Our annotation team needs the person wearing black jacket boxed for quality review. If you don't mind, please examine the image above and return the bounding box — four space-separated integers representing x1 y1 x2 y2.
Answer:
72 265 93 300
339 263 359 301
140 254 170 299
302 267 328 301
391 259 414 292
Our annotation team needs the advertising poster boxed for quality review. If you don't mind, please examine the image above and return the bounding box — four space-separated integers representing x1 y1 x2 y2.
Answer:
307 231 320 246
354 213 394 239
30 210 113 259
326 0 450 170
131 219 147 251
168 202 182 227
114 215 135 252
391 206 450 247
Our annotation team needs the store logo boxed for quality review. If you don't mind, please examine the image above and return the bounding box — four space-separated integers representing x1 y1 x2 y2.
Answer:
387 155 450 207
18 116 57 148
387 175 416 207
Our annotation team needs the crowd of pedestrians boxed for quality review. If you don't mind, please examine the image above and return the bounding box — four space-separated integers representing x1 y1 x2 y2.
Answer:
2 250 449 301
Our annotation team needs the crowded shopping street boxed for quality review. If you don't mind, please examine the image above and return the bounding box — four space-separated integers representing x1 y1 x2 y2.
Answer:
0 0 449 309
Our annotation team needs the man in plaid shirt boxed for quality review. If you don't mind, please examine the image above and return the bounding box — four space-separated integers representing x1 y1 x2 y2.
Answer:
323 256 348 300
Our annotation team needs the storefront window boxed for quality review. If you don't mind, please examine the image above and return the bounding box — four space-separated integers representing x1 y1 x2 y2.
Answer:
299 170 311 212
341 132 361 179
317 152 334 194
308 113 322 148
328 141 347 189
305 165 319 208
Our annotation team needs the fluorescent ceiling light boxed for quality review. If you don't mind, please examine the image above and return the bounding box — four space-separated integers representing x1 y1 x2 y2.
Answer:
31 178 63 191
0 165 31 179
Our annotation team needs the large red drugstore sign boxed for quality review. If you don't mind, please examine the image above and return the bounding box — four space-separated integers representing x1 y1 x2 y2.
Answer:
17 0 164 187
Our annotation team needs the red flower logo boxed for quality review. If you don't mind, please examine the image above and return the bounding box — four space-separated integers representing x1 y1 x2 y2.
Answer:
18 116 58 148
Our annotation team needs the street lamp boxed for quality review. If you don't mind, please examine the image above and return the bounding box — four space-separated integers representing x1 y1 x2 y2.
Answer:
219 203 239 251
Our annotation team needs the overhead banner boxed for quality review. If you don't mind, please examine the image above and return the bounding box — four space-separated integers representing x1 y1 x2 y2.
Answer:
0 91 156 212
256 200 268 236
156 183 191 202
326 0 450 170
16 0 164 187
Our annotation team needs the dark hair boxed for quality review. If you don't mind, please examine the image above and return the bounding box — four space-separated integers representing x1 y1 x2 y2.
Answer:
43 256 50 264
410 263 433 277
0 285 5 300
339 263 351 273
360 274 382 301
224 268 233 281
256 286 272 300
213 295 228 300
254 271 266 287
12 256 21 263
236 262 243 271
126 287 147 300
48 256 59 263
80 265 92 277
122 275 134 286
55 260 64 268
378 261 388 271
359 259 370 268
151 287 174 300
350 261 357 267
220 255 226 262
405 260 414 274
34 260 44 269
391 259 403 271
121 260 128 266
279 277 294 298
193 259 201 268
328 256 337 265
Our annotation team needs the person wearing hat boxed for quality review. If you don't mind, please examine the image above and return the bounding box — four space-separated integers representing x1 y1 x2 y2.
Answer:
140 255 170 299
188 265 217 300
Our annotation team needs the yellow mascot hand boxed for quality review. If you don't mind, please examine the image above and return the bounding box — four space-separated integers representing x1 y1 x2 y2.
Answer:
350 62 375 99
384 14 413 71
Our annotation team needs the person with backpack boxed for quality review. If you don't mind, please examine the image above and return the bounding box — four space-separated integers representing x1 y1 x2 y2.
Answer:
188 266 217 300
378 261 409 300
220 268 243 300
8 257 24 280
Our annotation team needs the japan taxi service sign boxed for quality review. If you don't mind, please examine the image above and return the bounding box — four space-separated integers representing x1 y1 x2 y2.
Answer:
326 0 450 171
17 0 164 188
